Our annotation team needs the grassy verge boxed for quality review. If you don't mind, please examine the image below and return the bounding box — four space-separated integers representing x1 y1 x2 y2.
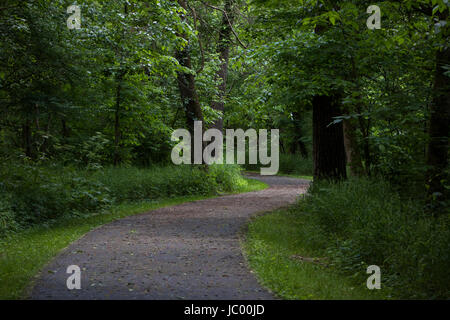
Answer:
285 174 313 181
0 178 267 300
243 170 313 181
245 176 450 299
273 173 313 181
243 208 387 300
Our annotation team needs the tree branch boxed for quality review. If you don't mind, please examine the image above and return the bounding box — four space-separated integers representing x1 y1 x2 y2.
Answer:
187 3 205 74
200 0 248 49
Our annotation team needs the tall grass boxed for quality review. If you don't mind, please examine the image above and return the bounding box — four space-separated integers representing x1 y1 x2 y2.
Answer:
0 163 246 236
294 177 450 299
244 208 385 299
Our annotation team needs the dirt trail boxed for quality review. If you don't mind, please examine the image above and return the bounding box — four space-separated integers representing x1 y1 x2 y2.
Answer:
31 174 309 300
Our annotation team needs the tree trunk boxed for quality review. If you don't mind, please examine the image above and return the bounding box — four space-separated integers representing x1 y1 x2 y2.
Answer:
426 45 450 204
23 119 32 158
61 119 69 141
114 72 124 166
313 94 347 181
211 0 234 132
345 57 365 176
113 3 129 166
176 0 205 163
176 50 204 131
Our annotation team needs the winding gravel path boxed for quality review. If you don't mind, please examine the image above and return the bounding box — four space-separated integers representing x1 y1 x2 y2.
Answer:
30 175 309 300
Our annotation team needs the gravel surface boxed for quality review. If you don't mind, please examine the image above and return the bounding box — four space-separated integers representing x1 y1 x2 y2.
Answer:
30 174 309 300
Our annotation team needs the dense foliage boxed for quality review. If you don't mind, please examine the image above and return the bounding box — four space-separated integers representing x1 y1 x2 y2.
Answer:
0 163 245 236
289 178 450 299
0 0 448 299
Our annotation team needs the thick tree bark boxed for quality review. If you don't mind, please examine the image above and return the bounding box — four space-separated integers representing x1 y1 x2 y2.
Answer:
211 0 234 132
426 45 450 203
176 49 204 131
113 3 129 166
176 1 203 131
176 0 205 163
312 94 347 181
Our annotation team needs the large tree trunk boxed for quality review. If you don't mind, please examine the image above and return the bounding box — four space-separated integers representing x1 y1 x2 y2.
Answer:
312 94 347 181
211 0 234 132
113 3 128 166
175 49 204 131
426 45 450 204
176 0 204 163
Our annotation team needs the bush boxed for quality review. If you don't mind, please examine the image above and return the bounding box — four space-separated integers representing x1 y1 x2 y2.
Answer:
0 164 112 227
244 153 313 176
0 162 247 236
209 164 247 192
278 154 313 175
0 195 18 236
89 164 244 203
294 177 450 299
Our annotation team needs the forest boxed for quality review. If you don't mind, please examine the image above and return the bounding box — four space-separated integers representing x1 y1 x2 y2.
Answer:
0 0 449 300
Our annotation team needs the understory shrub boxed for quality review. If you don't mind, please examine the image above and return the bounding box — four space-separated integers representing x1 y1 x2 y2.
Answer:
0 164 112 226
0 194 18 236
294 177 450 299
0 163 246 236
244 153 313 176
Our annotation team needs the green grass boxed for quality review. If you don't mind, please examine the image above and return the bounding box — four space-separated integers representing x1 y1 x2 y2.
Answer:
0 178 267 300
243 208 387 300
275 173 313 181
243 170 313 181
291 177 450 299
0 164 250 234
234 178 268 193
